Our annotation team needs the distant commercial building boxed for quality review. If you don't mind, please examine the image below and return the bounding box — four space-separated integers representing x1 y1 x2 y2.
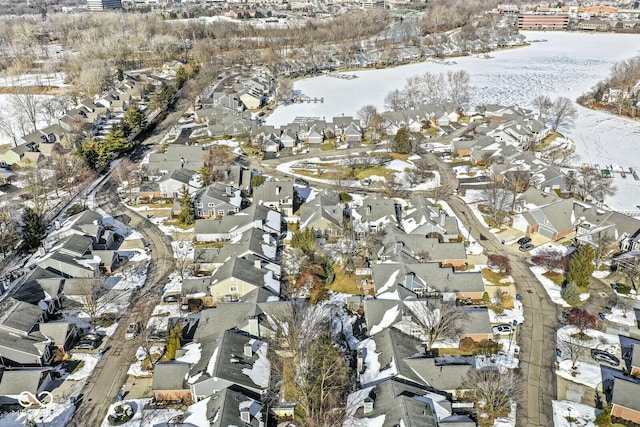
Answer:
517 14 569 30
87 0 122 11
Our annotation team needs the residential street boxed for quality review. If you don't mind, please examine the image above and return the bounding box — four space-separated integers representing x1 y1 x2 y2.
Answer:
67 181 175 427
424 151 560 427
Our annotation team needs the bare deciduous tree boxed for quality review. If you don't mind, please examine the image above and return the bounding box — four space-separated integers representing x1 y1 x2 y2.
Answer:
0 208 19 257
464 367 523 422
405 299 468 353
562 334 586 369
533 94 553 122
551 96 578 131
480 182 511 227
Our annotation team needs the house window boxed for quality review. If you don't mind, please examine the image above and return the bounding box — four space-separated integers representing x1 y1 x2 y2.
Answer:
229 286 239 293
197 210 204 216
218 210 224 216
208 203 215 207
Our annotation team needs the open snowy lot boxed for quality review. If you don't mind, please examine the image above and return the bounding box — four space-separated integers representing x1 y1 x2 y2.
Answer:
266 31 640 211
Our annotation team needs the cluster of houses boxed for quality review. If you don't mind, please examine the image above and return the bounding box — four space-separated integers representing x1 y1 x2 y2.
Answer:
0 65 177 174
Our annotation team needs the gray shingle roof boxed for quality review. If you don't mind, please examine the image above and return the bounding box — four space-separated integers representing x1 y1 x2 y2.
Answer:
612 378 640 412
152 362 190 391
0 297 43 333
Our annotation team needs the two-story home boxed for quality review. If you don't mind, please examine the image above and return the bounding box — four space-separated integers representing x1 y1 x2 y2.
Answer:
252 180 296 217
193 183 244 219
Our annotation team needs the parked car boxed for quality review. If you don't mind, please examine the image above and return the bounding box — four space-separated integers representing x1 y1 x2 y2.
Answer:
519 243 535 252
493 324 513 335
476 175 489 181
590 349 620 366
125 322 142 340
163 294 180 303
517 236 532 245
294 178 309 186
81 333 102 342
74 340 100 350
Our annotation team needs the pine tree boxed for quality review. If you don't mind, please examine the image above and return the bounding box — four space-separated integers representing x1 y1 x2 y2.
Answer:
562 282 581 306
177 186 195 226
166 324 181 360
393 126 411 154
122 105 147 135
567 245 595 289
21 207 47 250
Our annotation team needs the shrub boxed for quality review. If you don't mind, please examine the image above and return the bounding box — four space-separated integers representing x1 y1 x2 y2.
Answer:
594 404 611 427
562 282 582 306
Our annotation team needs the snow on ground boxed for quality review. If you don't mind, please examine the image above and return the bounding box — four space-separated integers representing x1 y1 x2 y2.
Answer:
557 325 620 355
438 200 483 254
488 300 525 326
556 360 602 389
552 400 597 427
529 266 571 308
604 305 637 326
101 399 151 427
0 73 68 87
171 240 194 259
325 292 360 350
592 270 611 279
147 304 182 331
67 352 100 381
475 344 519 371
0 94 54 146
265 31 640 211
493 402 517 427
0 403 75 427
459 189 492 229
105 260 149 291
162 272 183 296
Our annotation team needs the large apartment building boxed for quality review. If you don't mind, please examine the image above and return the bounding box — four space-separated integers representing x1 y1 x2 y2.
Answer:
517 14 569 30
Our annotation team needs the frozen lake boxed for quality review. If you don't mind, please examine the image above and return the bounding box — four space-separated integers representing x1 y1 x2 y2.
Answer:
266 31 640 211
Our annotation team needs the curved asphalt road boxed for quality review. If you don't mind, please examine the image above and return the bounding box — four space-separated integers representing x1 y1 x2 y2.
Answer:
67 181 175 427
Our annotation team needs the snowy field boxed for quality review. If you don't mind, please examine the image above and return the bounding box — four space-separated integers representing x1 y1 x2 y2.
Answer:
266 31 640 211
0 94 54 146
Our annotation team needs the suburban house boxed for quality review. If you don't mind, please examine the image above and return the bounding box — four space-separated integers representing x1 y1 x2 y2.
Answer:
186 386 266 427
376 228 467 267
251 180 296 217
611 378 640 424
298 189 346 237
189 330 270 400
511 198 576 241
193 183 244 219
209 257 279 302
195 204 282 242
0 297 53 366
371 262 485 301
353 196 400 235
193 228 277 271
400 197 460 240
158 168 201 198
0 368 52 405
152 361 192 402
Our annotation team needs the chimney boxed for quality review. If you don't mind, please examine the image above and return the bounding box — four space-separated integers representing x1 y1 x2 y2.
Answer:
357 350 363 376
405 273 413 288
37 247 46 257
363 397 374 414
240 409 251 423
244 343 253 358
439 210 446 227
181 157 185 167
276 186 281 195
366 205 372 216
254 259 262 269
248 317 260 337
254 219 263 229
54 220 61 230
263 233 270 244
394 242 403 255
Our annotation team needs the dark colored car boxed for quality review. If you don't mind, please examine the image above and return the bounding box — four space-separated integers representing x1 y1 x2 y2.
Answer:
590 349 620 366
74 340 100 350
519 243 535 252
517 236 532 245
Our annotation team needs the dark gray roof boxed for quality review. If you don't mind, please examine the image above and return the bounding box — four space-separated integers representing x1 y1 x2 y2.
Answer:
0 297 43 333
211 257 269 290
0 368 50 396
380 227 466 263
7 268 63 306
631 344 640 368
612 378 640 412
152 362 190 391
369 328 425 385
161 168 198 186
252 180 294 204
195 204 282 236
363 300 404 335
58 234 93 257
459 307 493 335
372 263 484 298
194 228 276 266
404 357 472 391
182 277 211 296
38 322 74 346
354 378 439 427
205 387 264 427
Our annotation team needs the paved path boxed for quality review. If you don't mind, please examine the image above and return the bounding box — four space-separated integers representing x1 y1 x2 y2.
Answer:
67 181 174 427
427 152 560 426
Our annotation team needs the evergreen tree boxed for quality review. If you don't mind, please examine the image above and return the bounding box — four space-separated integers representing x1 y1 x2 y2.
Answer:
562 282 581 306
21 207 47 250
77 136 111 170
393 126 411 154
198 165 212 186
175 66 188 89
567 245 595 288
166 324 181 360
122 105 147 135
177 186 195 225
105 124 131 154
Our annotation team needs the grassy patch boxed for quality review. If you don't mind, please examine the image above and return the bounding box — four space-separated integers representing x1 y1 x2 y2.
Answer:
386 152 409 161
327 267 365 295
535 130 562 150
543 270 565 286
482 268 508 286
164 220 195 230
194 241 224 249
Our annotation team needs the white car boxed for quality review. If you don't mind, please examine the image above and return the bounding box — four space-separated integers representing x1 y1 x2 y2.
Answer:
125 322 142 340
492 324 513 335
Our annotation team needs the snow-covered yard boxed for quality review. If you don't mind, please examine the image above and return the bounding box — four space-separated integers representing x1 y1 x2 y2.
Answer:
556 359 602 389
0 403 75 427
552 400 598 427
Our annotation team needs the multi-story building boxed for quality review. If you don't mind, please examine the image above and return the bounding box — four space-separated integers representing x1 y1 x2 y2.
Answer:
87 0 122 11
517 14 569 30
